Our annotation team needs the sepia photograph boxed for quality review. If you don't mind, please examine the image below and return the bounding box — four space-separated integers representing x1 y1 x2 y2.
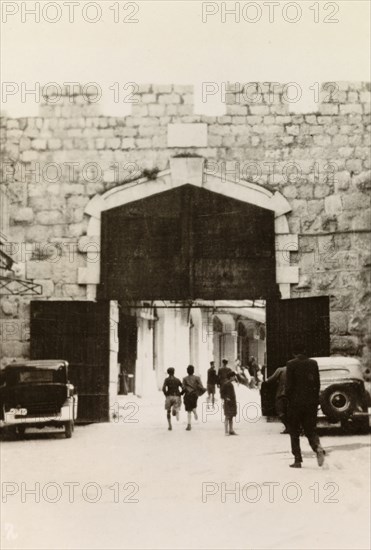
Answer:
0 1 370 549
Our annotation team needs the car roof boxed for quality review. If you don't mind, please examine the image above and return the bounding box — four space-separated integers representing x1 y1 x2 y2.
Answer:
312 356 361 368
4 360 68 370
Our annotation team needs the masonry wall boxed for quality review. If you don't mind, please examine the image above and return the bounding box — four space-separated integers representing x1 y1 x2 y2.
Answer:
0 82 370 374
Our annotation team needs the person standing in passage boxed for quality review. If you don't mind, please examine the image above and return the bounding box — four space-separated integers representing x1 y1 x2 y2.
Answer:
207 361 219 407
234 356 242 372
265 366 288 433
223 371 238 435
248 356 260 388
286 346 325 468
183 365 206 431
218 359 233 395
234 356 249 387
162 368 184 431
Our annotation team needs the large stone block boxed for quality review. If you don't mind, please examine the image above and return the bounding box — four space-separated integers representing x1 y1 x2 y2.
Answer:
330 311 349 335
36 210 65 225
26 260 53 279
148 104 166 117
286 125 300 136
26 225 52 242
152 84 172 93
314 184 330 199
106 138 121 150
1 340 24 358
342 193 369 211
353 171 371 191
345 159 362 174
330 293 353 310
298 251 316 272
318 104 339 115
360 91 371 103
334 233 352 250
324 195 343 215
340 104 363 115
226 105 248 116
48 138 62 150
21 150 38 162
135 138 152 148
49 255 83 284
330 335 359 355
249 105 270 116
158 94 181 104
140 94 156 104
0 297 19 317
138 84 152 93
314 272 339 291
131 105 148 116
31 139 47 151
11 207 34 224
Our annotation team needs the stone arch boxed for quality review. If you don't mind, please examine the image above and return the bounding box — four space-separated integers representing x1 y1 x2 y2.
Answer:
78 157 298 300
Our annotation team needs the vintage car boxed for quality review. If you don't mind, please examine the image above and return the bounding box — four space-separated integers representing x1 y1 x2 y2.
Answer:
0 360 77 438
261 356 371 431
316 356 371 430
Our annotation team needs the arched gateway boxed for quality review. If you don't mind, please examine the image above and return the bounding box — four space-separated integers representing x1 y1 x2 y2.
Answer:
80 157 298 300
31 158 330 422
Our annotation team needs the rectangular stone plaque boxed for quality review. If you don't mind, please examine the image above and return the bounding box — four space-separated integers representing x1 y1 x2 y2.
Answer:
167 123 207 147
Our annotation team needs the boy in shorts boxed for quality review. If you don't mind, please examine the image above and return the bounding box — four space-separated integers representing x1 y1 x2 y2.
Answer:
183 365 206 431
162 368 184 431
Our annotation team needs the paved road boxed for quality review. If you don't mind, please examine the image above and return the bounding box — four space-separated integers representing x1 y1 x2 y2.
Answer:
1 388 370 550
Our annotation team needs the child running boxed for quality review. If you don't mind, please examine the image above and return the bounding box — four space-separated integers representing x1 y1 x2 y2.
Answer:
182 365 206 431
162 368 184 431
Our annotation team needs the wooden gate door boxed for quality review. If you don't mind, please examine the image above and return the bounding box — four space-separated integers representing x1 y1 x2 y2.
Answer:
261 296 330 415
98 184 278 301
30 301 111 422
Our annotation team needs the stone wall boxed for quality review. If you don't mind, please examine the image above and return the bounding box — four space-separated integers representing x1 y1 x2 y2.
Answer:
0 81 370 372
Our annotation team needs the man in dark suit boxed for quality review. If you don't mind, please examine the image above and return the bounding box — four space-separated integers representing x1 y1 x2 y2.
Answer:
286 345 325 468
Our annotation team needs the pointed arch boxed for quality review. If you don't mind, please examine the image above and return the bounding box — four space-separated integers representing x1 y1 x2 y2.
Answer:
78 157 298 299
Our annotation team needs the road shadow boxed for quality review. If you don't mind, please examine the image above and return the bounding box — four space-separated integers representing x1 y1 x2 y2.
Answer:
0 429 67 442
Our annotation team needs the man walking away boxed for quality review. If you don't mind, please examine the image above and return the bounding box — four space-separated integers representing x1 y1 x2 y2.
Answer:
286 345 325 468
207 361 219 407
162 368 184 431
265 366 289 433
223 371 238 435
183 365 206 431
